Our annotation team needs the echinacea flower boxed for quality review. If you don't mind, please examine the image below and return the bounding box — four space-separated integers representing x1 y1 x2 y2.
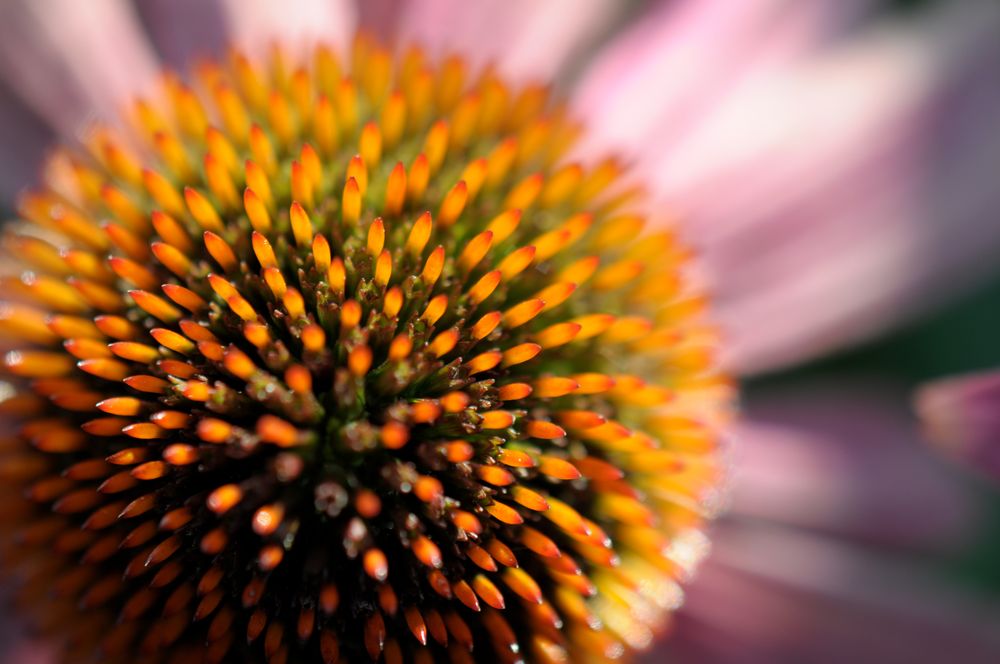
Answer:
0 1 998 663
0 4 733 664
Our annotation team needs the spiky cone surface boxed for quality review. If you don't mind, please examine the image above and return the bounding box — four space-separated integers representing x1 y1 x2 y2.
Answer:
0 36 732 664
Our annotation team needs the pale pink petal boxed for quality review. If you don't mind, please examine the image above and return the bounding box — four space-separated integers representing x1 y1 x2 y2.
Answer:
133 0 229 69
678 6 1000 373
653 525 1000 663
640 378 995 661
0 82 54 204
575 2 1000 375
732 379 979 551
216 0 356 57
0 0 159 136
916 369 1000 481
390 0 621 82
573 0 873 159
357 0 404 39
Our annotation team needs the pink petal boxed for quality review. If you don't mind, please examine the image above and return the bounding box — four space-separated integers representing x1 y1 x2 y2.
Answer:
687 8 1000 373
388 0 621 82
573 0 873 159
732 379 979 551
654 525 1000 663
916 369 1000 481
0 84 54 204
0 600 58 664
132 0 229 69
0 0 159 136
574 2 1000 374
0 636 56 664
216 0 356 57
641 377 994 661
357 0 404 39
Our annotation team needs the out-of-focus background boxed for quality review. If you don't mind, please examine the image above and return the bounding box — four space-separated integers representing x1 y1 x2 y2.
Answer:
1 0 999 662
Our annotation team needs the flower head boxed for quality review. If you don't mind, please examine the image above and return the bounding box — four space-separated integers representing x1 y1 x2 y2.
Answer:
0 37 729 663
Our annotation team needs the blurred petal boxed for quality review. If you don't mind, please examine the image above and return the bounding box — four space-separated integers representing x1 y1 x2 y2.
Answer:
655 524 1000 663
388 0 621 82
216 0 356 56
574 0 873 157
732 379 980 552
640 377 997 662
0 0 159 136
133 0 228 69
697 7 1000 374
0 79 54 207
0 589 57 664
0 629 56 664
575 1 1000 374
916 369 1000 481
356 0 403 39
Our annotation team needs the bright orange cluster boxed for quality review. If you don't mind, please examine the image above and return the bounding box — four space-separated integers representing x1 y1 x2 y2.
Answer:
0 35 731 664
